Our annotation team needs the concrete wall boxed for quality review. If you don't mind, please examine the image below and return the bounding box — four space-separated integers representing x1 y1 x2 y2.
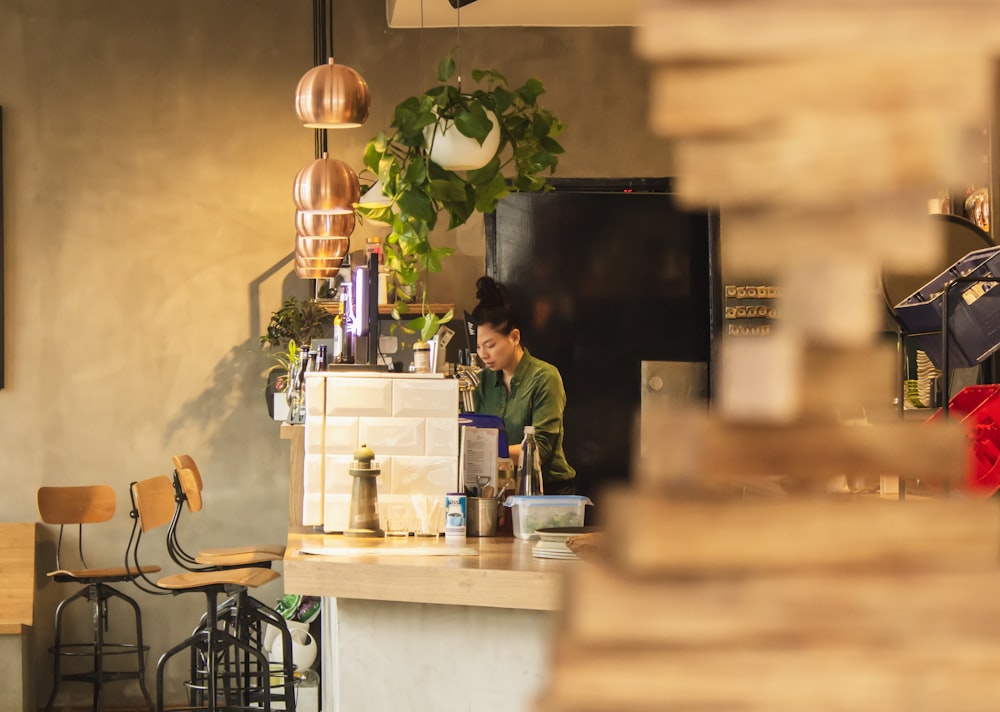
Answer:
0 0 671 705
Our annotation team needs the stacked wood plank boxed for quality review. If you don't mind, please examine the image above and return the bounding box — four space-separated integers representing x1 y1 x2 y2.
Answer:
535 487 1000 711
535 1 1000 709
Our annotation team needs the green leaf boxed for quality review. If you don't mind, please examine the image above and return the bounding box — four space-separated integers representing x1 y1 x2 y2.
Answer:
437 55 456 83
430 178 468 202
491 87 514 114
530 150 558 172
392 96 423 129
532 113 552 139
517 78 545 105
474 171 510 213
472 68 507 87
540 136 565 154
421 246 455 273
466 156 500 187
442 188 476 228
402 156 428 187
363 136 386 172
397 188 435 224
453 103 494 143
355 203 395 224
419 314 441 342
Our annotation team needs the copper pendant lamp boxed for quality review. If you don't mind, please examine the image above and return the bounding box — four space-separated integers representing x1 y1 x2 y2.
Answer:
292 152 360 216
296 58 370 129
294 252 349 279
292 0 367 279
296 0 369 130
295 210 355 237
295 235 351 261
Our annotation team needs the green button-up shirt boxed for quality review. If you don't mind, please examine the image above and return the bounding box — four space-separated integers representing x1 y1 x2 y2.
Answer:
473 349 575 484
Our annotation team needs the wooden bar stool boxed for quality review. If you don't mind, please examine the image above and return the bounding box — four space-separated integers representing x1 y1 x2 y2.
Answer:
168 455 296 710
127 474 282 712
37 484 160 712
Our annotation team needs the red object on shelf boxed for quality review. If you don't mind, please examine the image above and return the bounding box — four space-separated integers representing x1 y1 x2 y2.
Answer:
925 385 1000 496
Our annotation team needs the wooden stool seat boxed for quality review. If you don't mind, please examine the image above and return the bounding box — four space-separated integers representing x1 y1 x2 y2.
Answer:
197 544 286 558
155 567 279 591
194 550 284 567
50 565 160 584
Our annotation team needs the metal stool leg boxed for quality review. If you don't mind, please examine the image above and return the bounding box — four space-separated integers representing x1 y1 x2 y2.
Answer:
158 589 273 712
93 585 106 711
44 586 90 712
103 584 155 711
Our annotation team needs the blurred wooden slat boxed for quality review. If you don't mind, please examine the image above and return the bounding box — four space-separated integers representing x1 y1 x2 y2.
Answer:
671 114 975 209
651 57 989 138
636 1 1000 61
636 410 969 485
536 639 1000 712
712 340 898 423
600 489 998 575
799 344 897 415
562 562 1000 647
719 203 941 276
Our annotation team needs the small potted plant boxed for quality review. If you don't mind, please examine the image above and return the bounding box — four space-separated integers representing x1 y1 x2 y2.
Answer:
355 55 565 341
260 297 333 418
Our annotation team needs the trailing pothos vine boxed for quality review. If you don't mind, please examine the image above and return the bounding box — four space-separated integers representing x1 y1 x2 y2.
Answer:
355 55 565 341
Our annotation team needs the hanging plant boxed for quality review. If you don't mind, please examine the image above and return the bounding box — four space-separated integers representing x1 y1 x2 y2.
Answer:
355 55 565 341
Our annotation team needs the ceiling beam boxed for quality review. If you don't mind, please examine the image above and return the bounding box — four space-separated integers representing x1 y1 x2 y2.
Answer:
386 0 638 28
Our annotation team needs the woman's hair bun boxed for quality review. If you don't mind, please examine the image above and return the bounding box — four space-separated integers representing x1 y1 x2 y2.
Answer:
471 275 518 334
475 276 506 305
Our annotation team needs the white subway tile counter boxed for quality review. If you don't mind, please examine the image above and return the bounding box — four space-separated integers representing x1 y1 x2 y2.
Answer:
302 372 460 532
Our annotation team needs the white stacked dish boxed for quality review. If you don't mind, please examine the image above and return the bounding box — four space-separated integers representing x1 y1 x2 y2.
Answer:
532 526 599 560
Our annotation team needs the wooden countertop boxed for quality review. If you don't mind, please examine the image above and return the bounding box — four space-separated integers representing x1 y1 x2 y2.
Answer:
284 532 575 611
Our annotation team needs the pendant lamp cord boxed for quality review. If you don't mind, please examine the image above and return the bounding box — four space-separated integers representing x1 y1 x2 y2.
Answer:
312 0 333 158
419 0 425 83
455 1 462 92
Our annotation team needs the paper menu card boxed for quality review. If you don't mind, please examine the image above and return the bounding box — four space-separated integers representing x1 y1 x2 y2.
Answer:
460 425 499 494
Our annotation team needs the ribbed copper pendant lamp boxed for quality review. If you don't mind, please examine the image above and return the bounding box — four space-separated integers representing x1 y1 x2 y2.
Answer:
292 152 360 216
291 0 368 280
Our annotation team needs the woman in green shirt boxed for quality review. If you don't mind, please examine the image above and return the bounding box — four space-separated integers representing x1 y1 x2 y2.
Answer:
471 276 576 494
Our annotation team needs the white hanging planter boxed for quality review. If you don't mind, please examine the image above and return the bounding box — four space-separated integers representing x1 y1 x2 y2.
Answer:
357 180 395 226
424 110 501 171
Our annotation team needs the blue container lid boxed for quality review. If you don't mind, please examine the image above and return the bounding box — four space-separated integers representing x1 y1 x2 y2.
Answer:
504 495 593 508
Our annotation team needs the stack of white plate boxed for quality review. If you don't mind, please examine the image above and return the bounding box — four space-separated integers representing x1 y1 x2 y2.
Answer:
915 349 939 407
532 527 597 560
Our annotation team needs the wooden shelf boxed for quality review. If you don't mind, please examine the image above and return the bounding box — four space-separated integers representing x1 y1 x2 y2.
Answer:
317 301 455 317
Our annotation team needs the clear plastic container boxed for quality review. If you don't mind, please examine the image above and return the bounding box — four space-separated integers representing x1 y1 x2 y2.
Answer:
503 495 593 540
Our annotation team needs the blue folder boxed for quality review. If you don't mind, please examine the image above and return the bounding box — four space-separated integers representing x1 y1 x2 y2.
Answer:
458 413 509 458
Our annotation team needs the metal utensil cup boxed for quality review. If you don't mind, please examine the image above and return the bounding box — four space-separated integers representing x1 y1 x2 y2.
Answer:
466 497 499 537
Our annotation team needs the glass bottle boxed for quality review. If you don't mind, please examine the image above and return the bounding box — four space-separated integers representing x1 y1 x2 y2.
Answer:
332 300 344 364
286 346 307 424
341 285 356 365
515 426 544 496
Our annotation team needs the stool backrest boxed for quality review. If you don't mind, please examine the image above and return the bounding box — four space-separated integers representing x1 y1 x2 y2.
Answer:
37 485 116 573
176 468 203 512
130 476 177 534
37 485 115 525
171 454 204 493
